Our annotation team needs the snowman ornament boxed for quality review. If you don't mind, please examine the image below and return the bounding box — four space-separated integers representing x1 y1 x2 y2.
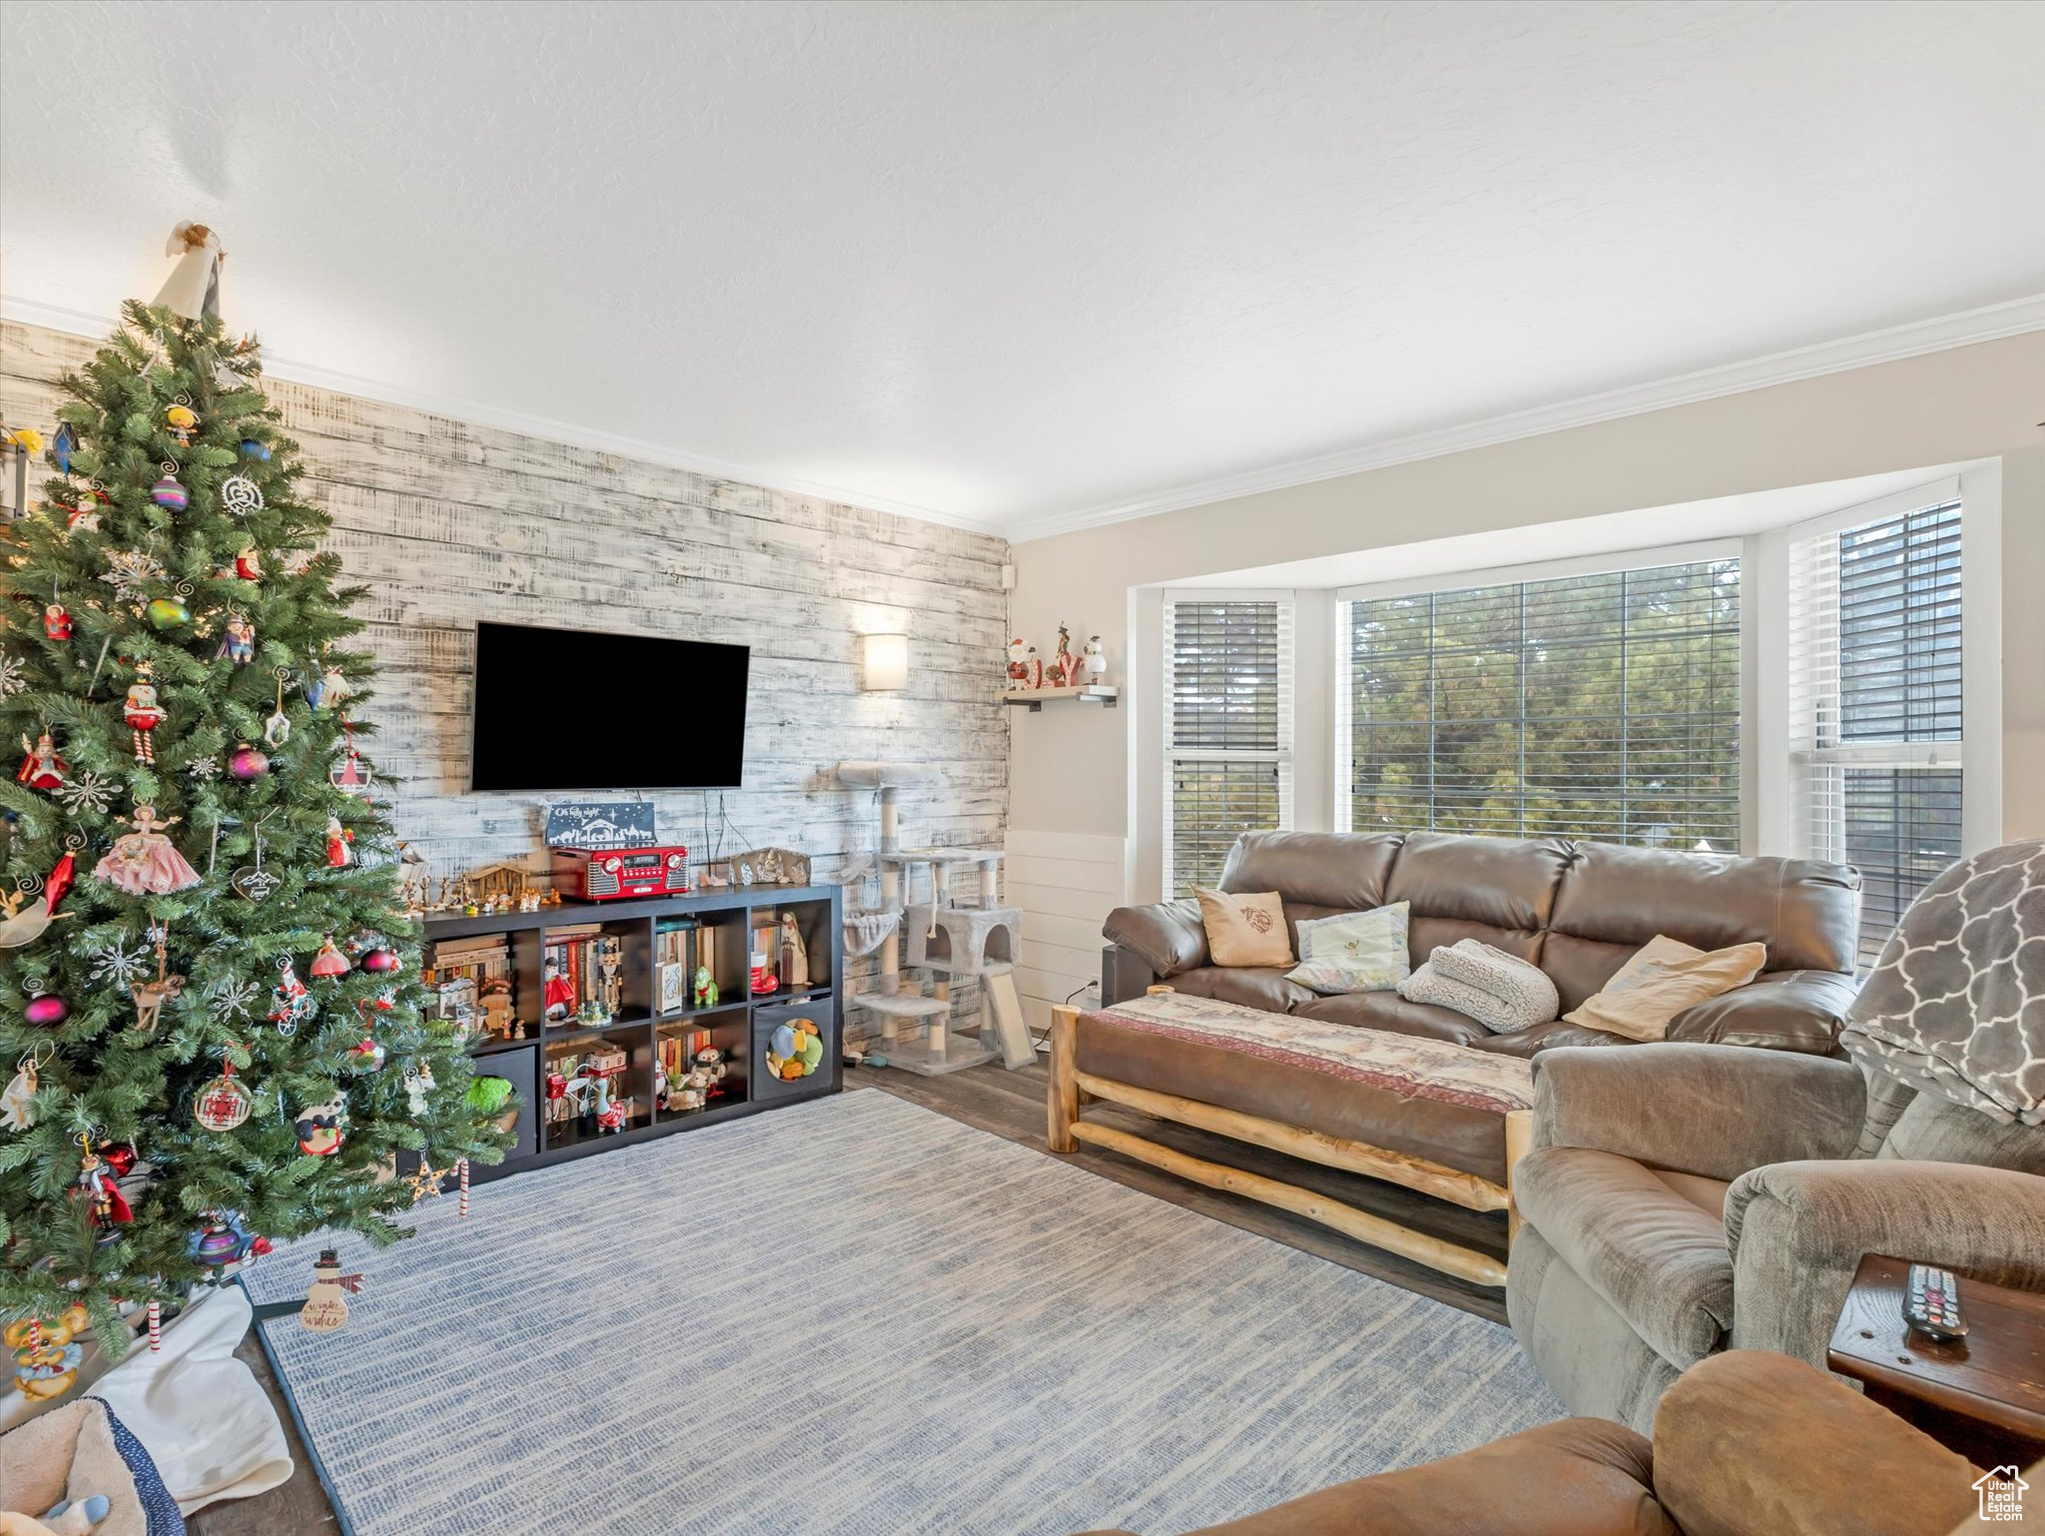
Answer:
299 1249 364 1333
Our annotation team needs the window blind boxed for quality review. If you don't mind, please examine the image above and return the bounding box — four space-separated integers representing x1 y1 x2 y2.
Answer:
1342 559 1740 849
1164 598 1292 896
1787 498 1963 966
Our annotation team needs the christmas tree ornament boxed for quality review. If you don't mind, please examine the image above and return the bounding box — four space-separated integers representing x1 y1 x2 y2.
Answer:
164 399 199 446
23 992 68 1026
361 945 399 973
262 668 292 747
75 1135 133 1227
154 221 225 321
298 1249 362 1331
15 730 66 790
99 549 165 606
239 437 270 461
294 1092 347 1156
42 602 70 640
123 661 167 762
194 1058 253 1131
347 1034 385 1073
216 612 255 664
458 1156 471 1218
219 474 264 517
330 720 372 795
229 821 281 903
227 742 270 781
0 1046 51 1130
189 1212 250 1270
325 814 354 867
269 957 314 1032
51 421 78 473
235 544 263 581
92 803 201 896
145 594 190 630
404 1156 443 1203
371 985 397 1012
204 972 262 1022
404 1062 437 1117
0 656 24 699
0 854 76 950
149 466 188 511
129 934 185 1033
309 934 350 978
101 1142 137 1178
51 771 113 816
6 1303 90 1402
320 665 352 706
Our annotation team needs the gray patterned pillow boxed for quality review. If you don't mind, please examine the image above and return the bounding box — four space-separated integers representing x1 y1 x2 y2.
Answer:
1398 939 1558 1033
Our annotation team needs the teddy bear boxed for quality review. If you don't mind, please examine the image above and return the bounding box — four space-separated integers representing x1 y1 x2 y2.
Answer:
4 1302 91 1402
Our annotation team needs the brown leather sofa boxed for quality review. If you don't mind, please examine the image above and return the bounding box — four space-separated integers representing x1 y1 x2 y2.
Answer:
1102 830 1862 1056
1069 1349 2016 1536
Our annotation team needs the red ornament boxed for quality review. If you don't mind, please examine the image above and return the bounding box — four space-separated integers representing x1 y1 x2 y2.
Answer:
43 853 74 912
100 1143 137 1177
16 731 66 791
43 604 70 641
23 994 68 1026
249 1235 273 1257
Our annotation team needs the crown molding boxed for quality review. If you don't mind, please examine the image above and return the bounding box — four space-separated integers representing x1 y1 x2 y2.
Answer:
0 293 1003 538
1004 292 2045 543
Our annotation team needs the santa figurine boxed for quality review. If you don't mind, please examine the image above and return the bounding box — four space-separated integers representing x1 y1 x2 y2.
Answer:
1006 638 1029 686
93 804 201 896
16 731 65 791
270 958 314 1030
42 604 70 641
543 960 574 1022
325 814 353 868
124 663 167 763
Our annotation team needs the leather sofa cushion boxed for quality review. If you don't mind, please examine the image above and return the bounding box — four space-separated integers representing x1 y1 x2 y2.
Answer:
1666 968 1855 1055
1541 932 1640 1013
1219 830 1404 912
1407 915 1543 970
1385 831 1572 938
1464 1018 1630 1057
1165 966 1318 1015
1291 991 1490 1046
1070 1416 1669 1536
1075 1012 1516 1183
1511 1146 1734 1367
1549 842 1860 975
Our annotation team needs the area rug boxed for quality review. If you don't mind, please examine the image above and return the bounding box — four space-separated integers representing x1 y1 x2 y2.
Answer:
245 1090 1562 1536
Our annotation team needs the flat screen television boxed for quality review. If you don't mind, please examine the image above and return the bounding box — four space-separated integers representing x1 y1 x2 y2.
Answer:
469 621 749 792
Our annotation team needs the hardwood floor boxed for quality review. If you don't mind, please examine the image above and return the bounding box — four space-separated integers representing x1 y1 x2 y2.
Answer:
190 1056 1506 1532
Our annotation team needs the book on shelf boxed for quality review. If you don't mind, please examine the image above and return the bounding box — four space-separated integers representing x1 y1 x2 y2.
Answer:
425 934 515 1039
655 919 698 1013
543 929 626 1026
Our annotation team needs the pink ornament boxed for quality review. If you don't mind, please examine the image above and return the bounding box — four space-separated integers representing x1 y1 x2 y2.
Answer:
361 947 400 974
228 743 270 781
24 994 68 1026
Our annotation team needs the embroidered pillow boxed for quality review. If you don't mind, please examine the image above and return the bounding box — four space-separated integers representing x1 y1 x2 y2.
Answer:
1398 940 1557 1033
1194 888 1293 968
1563 934 1767 1042
1284 903 1411 995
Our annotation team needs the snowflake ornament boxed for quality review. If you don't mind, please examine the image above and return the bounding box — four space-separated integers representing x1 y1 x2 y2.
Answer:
205 973 264 1023
0 654 25 699
52 772 115 815
99 550 167 604
87 936 151 988
186 755 220 782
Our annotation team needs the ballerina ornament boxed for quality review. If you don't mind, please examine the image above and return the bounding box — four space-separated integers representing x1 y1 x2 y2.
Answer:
93 803 202 896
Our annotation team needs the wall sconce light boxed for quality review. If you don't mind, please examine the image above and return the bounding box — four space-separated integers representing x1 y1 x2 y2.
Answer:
861 632 909 692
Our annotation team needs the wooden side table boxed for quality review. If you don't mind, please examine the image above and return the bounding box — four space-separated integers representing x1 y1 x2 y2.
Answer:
1829 1253 2045 1470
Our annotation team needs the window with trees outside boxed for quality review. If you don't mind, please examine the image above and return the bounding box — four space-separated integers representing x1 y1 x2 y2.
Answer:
1340 559 1741 849
1164 598 1292 896
1788 495 1963 968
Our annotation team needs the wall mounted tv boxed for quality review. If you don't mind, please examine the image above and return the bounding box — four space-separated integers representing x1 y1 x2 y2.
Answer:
469 622 749 792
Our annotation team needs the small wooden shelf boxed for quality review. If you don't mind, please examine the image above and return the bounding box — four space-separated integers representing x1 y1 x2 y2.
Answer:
428 887 843 1183
1000 683 1118 712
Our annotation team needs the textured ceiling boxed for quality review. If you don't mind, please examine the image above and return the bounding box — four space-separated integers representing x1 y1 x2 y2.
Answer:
2 1 2042 535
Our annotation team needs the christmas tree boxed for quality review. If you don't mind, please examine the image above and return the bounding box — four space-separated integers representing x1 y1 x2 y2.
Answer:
0 240 508 1362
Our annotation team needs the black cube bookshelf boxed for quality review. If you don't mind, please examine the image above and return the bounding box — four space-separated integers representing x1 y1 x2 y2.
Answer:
423 884 842 1181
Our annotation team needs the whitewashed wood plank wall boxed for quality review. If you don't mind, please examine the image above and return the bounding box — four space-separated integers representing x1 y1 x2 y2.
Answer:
2 319 1011 1027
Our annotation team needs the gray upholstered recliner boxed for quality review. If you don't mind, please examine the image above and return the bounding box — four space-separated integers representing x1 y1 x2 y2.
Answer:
1507 840 2045 1433
1506 1045 2045 1431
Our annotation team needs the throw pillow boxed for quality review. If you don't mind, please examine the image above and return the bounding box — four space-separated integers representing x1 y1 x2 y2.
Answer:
1397 939 1557 1032
1194 888 1294 968
1563 934 1767 1042
1284 903 1411 995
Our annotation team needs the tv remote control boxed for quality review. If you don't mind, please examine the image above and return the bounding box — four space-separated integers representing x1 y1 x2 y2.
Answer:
1905 1263 1969 1341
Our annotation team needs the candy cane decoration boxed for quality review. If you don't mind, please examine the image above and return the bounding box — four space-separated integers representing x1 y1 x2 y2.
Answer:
147 1300 162 1353
457 1157 470 1218
24 1315 40 1351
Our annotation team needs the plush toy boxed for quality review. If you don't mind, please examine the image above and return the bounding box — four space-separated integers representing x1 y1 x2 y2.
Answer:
4 1302 91 1401
765 1018 824 1080
0 1495 112 1536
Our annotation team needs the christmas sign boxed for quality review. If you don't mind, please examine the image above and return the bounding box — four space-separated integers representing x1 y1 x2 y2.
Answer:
544 800 657 852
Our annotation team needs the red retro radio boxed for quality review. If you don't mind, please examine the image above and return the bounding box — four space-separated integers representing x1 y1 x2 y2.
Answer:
550 844 691 901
